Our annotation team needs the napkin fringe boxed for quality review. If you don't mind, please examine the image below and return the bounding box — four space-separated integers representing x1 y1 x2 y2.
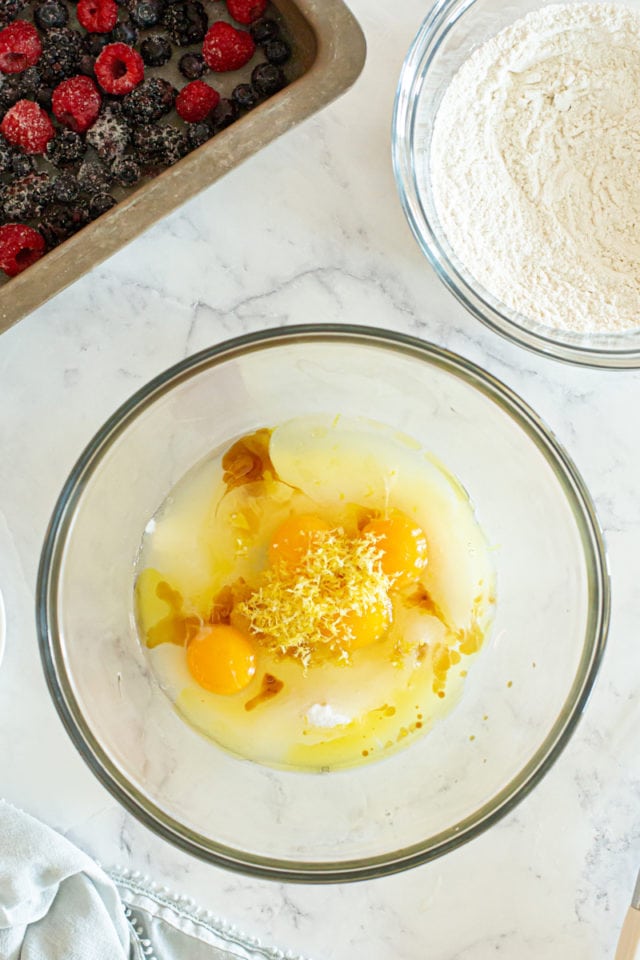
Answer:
111 867 311 960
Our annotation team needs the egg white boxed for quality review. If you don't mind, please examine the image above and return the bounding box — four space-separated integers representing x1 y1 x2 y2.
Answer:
136 414 495 771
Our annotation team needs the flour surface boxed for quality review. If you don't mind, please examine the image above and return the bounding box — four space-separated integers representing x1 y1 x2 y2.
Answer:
430 2 640 334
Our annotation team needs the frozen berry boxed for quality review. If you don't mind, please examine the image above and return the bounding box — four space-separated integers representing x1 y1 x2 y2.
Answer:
175 79 218 122
251 61 284 95
133 121 185 165
2 171 50 218
83 32 110 56
10 150 33 174
122 76 174 123
45 128 84 165
39 28 83 84
210 96 238 129
249 17 278 44
0 99 55 153
0 0 29 30
77 157 110 193
129 0 164 28
178 51 205 79
51 172 80 203
77 53 96 76
264 38 289 65
186 120 210 148
34 0 68 30
0 74 25 111
52 75 102 132
77 0 118 32
110 20 138 45
39 204 82 245
140 34 171 67
0 223 45 276
226 0 266 25
18 65 40 93
35 84 53 108
110 155 139 184
163 1 207 47
231 81 256 109
0 133 12 171
86 104 129 160
203 21 254 72
0 21 42 75
88 191 116 217
94 42 144 94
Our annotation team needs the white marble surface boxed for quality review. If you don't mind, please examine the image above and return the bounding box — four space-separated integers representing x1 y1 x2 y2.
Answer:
1 1 639 957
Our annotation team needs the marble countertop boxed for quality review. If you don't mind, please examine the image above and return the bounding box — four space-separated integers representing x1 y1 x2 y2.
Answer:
1 1 639 957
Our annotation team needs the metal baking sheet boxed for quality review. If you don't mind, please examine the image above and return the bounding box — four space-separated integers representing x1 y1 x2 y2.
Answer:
0 0 366 333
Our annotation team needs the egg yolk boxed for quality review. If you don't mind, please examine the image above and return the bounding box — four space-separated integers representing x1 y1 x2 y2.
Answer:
362 510 428 588
268 514 331 568
186 624 256 695
340 602 390 650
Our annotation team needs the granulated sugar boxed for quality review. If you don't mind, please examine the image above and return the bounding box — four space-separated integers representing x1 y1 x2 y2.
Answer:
430 3 640 333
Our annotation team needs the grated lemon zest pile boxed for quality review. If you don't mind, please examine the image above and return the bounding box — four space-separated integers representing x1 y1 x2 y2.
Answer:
236 529 394 667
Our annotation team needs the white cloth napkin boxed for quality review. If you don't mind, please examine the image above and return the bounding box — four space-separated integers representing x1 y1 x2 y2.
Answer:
0 801 309 960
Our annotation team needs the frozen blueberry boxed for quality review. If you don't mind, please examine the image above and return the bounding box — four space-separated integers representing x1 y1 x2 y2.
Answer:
129 0 164 29
249 17 279 45
140 34 171 66
264 39 290 66
231 82 258 110
178 51 205 79
110 20 138 45
251 63 286 96
34 0 69 29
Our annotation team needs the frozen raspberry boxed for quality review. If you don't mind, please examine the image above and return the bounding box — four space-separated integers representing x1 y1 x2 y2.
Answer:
226 0 266 25
0 223 45 275
0 21 42 75
52 75 102 132
0 99 55 153
77 0 119 32
175 80 219 122
202 21 255 72
94 42 144 94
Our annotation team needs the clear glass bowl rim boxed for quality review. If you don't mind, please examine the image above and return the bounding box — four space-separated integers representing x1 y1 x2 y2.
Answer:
36 324 610 882
391 0 640 369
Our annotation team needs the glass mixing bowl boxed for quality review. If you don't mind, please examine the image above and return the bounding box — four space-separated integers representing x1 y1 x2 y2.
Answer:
37 326 609 881
392 0 640 368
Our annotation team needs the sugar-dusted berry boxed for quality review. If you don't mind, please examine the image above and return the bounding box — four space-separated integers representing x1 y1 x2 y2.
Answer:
94 42 144 94
77 0 119 33
175 79 219 122
226 0 266 25
0 21 42 75
0 99 55 154
202 21 255 72
0 223 45 276
52 75 102 132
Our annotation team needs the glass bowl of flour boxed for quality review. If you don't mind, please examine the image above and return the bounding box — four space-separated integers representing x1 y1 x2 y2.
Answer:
393 0 640 367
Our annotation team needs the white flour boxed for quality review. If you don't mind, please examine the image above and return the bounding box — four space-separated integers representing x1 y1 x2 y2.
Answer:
430 2 640 334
